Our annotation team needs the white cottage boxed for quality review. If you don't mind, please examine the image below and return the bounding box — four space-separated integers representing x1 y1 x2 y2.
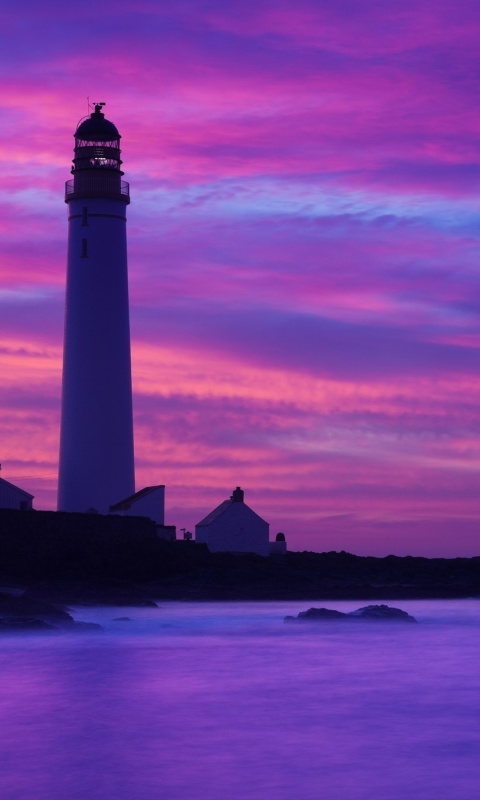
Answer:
195 487 269 556
0 474 34 510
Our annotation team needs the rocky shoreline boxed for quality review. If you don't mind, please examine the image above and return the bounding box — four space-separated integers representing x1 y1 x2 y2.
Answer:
0 509 479 606
0 548 479 608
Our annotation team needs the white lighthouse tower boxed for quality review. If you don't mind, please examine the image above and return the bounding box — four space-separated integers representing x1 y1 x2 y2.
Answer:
58 103 135 513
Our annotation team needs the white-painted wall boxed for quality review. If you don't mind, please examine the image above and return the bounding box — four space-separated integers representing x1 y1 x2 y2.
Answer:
58 195 135 513
120 487 165 526
196 503 269 556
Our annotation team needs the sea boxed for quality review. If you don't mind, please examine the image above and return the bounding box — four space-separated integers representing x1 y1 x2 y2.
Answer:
0 599 479 800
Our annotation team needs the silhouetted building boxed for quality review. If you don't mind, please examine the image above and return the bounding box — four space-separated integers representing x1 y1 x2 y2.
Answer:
58 103 135 513
269 531 287 556
195 486 269 556
0 475 34 511
109 485 176 539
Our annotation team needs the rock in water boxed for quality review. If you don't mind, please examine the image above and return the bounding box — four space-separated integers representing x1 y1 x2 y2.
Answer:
0 617 59 633
71 621 103 632
297 607 347 620
23 581 158 607
0 592 104 633
285 603 417 623
347 604 417 622
0 591 74 625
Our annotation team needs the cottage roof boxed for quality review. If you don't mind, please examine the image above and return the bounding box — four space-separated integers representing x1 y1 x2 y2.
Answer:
196 499 268 527
0 476 34 499
196 500 232 527
109 485 164 512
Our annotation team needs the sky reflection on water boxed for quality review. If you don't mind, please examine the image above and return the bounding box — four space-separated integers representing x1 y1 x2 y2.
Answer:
0 600 479 800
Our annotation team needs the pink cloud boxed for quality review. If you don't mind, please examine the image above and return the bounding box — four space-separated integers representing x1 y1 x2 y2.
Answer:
2 0 480 554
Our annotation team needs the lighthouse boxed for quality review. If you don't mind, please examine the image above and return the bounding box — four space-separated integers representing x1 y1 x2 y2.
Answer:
58 103 135 513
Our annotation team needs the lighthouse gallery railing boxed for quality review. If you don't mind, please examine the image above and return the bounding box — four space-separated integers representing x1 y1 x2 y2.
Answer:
65 177 130 201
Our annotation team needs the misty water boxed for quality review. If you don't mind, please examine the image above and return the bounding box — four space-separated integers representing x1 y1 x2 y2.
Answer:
0 600 479 800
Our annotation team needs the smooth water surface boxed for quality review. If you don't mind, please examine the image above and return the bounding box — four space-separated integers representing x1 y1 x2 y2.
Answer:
0 599 479 800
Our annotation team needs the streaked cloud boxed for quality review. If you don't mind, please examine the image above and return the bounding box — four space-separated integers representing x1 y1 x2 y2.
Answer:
1 0 480 554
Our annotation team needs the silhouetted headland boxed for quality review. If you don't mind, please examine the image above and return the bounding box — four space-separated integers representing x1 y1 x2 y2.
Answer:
0 509 479 605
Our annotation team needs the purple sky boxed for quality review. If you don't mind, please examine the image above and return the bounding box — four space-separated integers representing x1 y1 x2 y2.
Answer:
2 0 480 555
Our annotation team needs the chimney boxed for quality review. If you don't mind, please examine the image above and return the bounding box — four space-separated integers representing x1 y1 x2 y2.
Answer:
231 486 244 503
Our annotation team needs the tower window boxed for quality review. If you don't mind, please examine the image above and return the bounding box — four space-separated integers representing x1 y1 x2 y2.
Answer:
81 238 88 259
82 207 89 226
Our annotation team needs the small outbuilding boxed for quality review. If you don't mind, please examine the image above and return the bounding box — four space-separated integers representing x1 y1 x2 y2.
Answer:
0 473 34 511
269 531 287 556
109 485 175 540
195 486 269 556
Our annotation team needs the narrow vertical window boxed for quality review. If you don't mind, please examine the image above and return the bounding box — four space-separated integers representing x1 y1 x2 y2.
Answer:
81 238 88 259
82 206 89 226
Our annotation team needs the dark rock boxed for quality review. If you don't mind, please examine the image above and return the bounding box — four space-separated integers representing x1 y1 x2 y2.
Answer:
111 616 132 622
0 591 106 632
347 604 417 622
0 617 59 633
23 580 158 608
297 607 347 620
71 621 103 632
0 591 74 626
285 603 417 623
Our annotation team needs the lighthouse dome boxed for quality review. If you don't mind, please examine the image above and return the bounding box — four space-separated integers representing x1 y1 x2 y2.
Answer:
67 103 128 196
75 105 120 142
